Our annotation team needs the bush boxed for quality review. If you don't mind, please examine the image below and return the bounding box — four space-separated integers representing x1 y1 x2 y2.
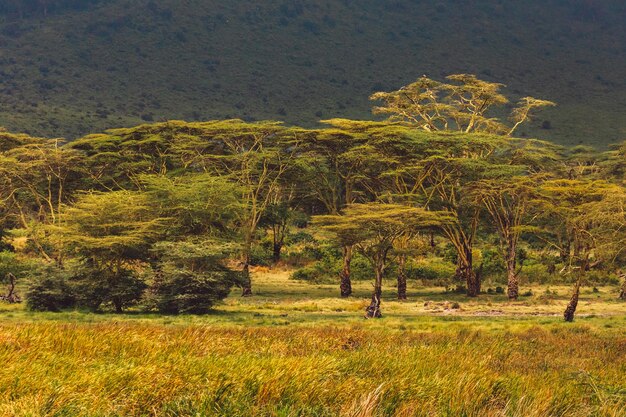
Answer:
72 267 147 312
519 262 555 285
26 267 76 312
249 244 272 267
150 267 238 314
290 250 375 283
405 257 456 282
291 264 331 283
149 240 241 314
25 261 148 313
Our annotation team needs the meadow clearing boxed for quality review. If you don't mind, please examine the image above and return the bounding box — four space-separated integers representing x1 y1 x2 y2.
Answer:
0 269 624 417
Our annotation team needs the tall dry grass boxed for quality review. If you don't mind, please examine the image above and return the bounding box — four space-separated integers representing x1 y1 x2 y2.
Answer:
0 322 624 416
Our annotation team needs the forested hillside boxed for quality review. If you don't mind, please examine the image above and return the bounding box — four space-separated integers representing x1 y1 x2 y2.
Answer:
0 0 625 145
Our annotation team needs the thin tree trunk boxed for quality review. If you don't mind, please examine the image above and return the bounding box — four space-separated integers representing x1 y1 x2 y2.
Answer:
1 273 21 303
397 254 407 300
272 242 282 263
241 262 252 297
241 239 253 296
507 266 519 300
459 247 480 297
365 265 384 318
560 239 571 264
564 276 582 322
618 277 626 301
271 223 285 263
339 245 353 297
113 298 123 313
506 243 519 300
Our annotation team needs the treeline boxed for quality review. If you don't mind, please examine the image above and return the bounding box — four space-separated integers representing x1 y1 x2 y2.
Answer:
1 74 625 319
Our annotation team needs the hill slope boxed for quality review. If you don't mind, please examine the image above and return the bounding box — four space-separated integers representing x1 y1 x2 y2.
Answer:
0 0 625 146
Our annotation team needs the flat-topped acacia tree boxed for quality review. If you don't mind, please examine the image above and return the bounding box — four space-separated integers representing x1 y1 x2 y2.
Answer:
294 121 372 297
370 73 555 135
171 120 302 296
536 179 626 321
0 131 85 262
315 203 453 318
47 190 165 312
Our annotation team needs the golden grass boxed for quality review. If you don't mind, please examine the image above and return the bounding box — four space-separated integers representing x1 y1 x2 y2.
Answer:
0 269 624 416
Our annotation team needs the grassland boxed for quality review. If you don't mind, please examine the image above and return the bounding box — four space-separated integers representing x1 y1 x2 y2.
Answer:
1 0 626 146
0 269 624 416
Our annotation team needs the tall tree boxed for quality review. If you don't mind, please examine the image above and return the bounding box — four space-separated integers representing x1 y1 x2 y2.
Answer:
537 180 626 321
467 175 538 300
371 74 554 135
294 120 374 296
0 132 85 261
143 173 243 313
170 120 299 296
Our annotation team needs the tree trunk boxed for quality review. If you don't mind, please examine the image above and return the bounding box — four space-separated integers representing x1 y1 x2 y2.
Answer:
459 248 479 297
241 261 252 297
365 266 383 319
619 277 626 301
339 245 353 297
559 239 571 264
397 255 407 300
506 244 519 300
113 298 123 313
241 237 253 296
464 267 480 297
1 273 21 304
564 277 581 322
272 241 282 263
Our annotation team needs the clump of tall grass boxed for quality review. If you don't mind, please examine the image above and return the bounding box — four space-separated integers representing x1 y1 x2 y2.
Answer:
0 323 624 416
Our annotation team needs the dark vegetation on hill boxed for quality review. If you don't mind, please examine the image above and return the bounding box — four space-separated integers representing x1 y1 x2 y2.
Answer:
0 0 625 145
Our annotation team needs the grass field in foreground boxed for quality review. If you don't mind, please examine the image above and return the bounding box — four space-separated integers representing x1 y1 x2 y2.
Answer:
0 270 624 416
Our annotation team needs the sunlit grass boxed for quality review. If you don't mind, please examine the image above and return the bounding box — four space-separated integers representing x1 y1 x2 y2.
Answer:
0 270 624 416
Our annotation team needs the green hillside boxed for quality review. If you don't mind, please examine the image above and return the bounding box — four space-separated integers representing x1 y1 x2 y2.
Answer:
0 0 625 145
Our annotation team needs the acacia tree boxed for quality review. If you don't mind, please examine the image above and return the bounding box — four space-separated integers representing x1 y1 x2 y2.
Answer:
294 120 374 297
371 74 554 135
260 196 292 263
46 191 165 312
143 173 243 313
0 132 85 262
393 233 430 300
466 175 538 300
168 120 300 296
411 134 510 296
315 203 452 318
508 97 557 136
537 180 626 321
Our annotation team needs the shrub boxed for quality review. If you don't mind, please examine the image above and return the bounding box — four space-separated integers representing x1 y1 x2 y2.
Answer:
519 262 555 285
405 257 456 282
150 267 238 314
72 267 147 312
290 264 332 284
26 266 76 312
249 244 272 266
149 240 240 314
